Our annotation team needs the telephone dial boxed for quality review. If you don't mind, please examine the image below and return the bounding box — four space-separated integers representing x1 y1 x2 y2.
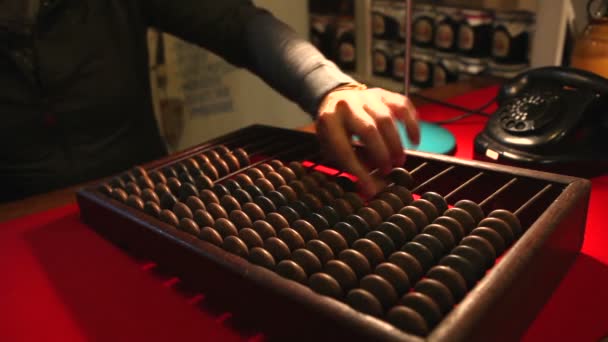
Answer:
474 66 608 176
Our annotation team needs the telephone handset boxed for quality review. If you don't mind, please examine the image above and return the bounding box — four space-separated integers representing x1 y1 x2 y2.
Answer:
475 66 608 176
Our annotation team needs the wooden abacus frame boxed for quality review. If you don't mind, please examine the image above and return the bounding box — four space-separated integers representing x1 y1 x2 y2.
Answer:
77 125 590 341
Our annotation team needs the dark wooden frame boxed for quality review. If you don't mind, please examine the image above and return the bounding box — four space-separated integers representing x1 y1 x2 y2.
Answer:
77 125 591 341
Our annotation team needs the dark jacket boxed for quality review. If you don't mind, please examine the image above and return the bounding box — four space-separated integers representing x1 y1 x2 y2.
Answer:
0 0 353 201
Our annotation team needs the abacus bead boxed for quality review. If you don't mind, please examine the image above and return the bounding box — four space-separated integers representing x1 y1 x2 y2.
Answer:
178 172 195 186
365 231 396 258
235 173 255 187
278 228 305 251
238 228 264 248
388 168 414 188
388 251 424 283
207 202 228 220
110 177 126 189
454 199 484 225
289 200 312 219
400 292 442 328
306 239 335 265
150 170 167 184
318 205 340 227
444 207 476 234
230 210 253 230
310 171 328 184
112 188 128 203
346 289 384 318
399 206 429 232
194 209 215 228
125 182 142 197
345 214 371 236
488 209 522 237
433 216 465 242
160 192 178 210
245 168 264 182
162 166 177 179
98 183 112 196
411 199 439 222
401 242 434 271
220 195 241 213
200 227 223 246
288 180 307 197
324 181 345 198
333 222 360 246
212 184 230 198
331 198 354 218
233 188 253 205
173 202 194 220
266 171 287 189
203 149 220 161
309 273 343 299
377 222 407 247
252 220 277 240
451 245 487 279
478 217 515 246
288 161 305 178
471 227 506 255
185 196 206 212
336 175 356 192
214 218 238 238
255 178 275 194
268 159 284 170
254 196 277 213
223 153 240 173
338 249 372 278
178 183 199 201
421 192 448 216
277 166 297 183
352 238 385 267
126 195 144 210
277 185 298 202
301 175 320 192
291 219 318 241
155 183 171 197
307 213 330 232
200 189 220 205
319 229 349 255
374 262 410 295
144 201 161 218
413 233 446 260
378 192 404 213
357 207 383 228
460 235 496 269
414 278 455 314
195 175 214 190
222 236 249 259
427 265 468 301
132 165 147 178
343 192 365 210
194 154 210 166
292 248 322 275
264 237 291 262
211 158 230 177
278 206 300 224
368 199 394 219
179 218 200 236
386 306 429 336
439 254 478 288
276 260 307 285
267 190 288 208
242 202 266 221
159 209 179 226
249 247 276 270
301 193 323 211
387 214 417 241
257 163 275 175
233 148 250 167
223 179 241 194
244 184 264 199
386 185 414 205
316 188 335 205
267 212 289 230
324 260 358 291
422 224 456 251
200 162 219 180
360 274 399 309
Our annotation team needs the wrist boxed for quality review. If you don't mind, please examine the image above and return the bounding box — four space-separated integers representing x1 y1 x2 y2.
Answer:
318 82 368 114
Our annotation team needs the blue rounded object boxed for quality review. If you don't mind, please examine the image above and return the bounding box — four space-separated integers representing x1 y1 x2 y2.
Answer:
396 120 456 155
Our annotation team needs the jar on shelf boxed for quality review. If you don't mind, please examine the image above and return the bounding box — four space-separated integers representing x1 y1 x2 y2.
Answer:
458 8 494 58
457 56 488 80
372 0 400 41
570 0 608 78
491 10 535 66
392 43 406 81
413 4 436 48
335 18 356 71
411 47 436 89
372 40 394 78
434 52 460 86
434 6 462 54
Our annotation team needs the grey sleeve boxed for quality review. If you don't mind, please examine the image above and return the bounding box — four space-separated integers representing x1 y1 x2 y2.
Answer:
140 0 355 116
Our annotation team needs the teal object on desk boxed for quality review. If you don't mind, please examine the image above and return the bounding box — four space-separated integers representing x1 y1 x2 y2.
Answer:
353 120 456 155
397 120 456 155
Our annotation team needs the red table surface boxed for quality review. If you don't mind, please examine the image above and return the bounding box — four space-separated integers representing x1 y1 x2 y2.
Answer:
1 86 607 342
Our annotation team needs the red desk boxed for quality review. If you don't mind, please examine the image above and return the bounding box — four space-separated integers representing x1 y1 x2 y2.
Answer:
1 87 607 341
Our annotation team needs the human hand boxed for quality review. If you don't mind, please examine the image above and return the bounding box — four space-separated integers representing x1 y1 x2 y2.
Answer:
316 85 420 197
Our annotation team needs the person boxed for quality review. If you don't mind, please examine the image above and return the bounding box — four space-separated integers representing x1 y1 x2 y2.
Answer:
0 0 419 202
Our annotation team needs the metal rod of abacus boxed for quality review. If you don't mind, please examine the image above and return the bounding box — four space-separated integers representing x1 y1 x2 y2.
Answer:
411 165 456 193
513 184 553 217
444 172 485 201
409 162 428 175
478 177 518 208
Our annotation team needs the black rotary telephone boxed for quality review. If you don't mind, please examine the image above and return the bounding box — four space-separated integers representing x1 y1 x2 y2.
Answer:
474 67 608 176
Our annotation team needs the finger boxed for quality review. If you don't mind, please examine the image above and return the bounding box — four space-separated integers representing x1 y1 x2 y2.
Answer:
316 104 377 197
363 99 406 168
380 90 421 146
341 100 393 176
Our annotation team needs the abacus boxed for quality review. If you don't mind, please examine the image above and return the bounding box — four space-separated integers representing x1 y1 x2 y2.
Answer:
78 125 590 341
